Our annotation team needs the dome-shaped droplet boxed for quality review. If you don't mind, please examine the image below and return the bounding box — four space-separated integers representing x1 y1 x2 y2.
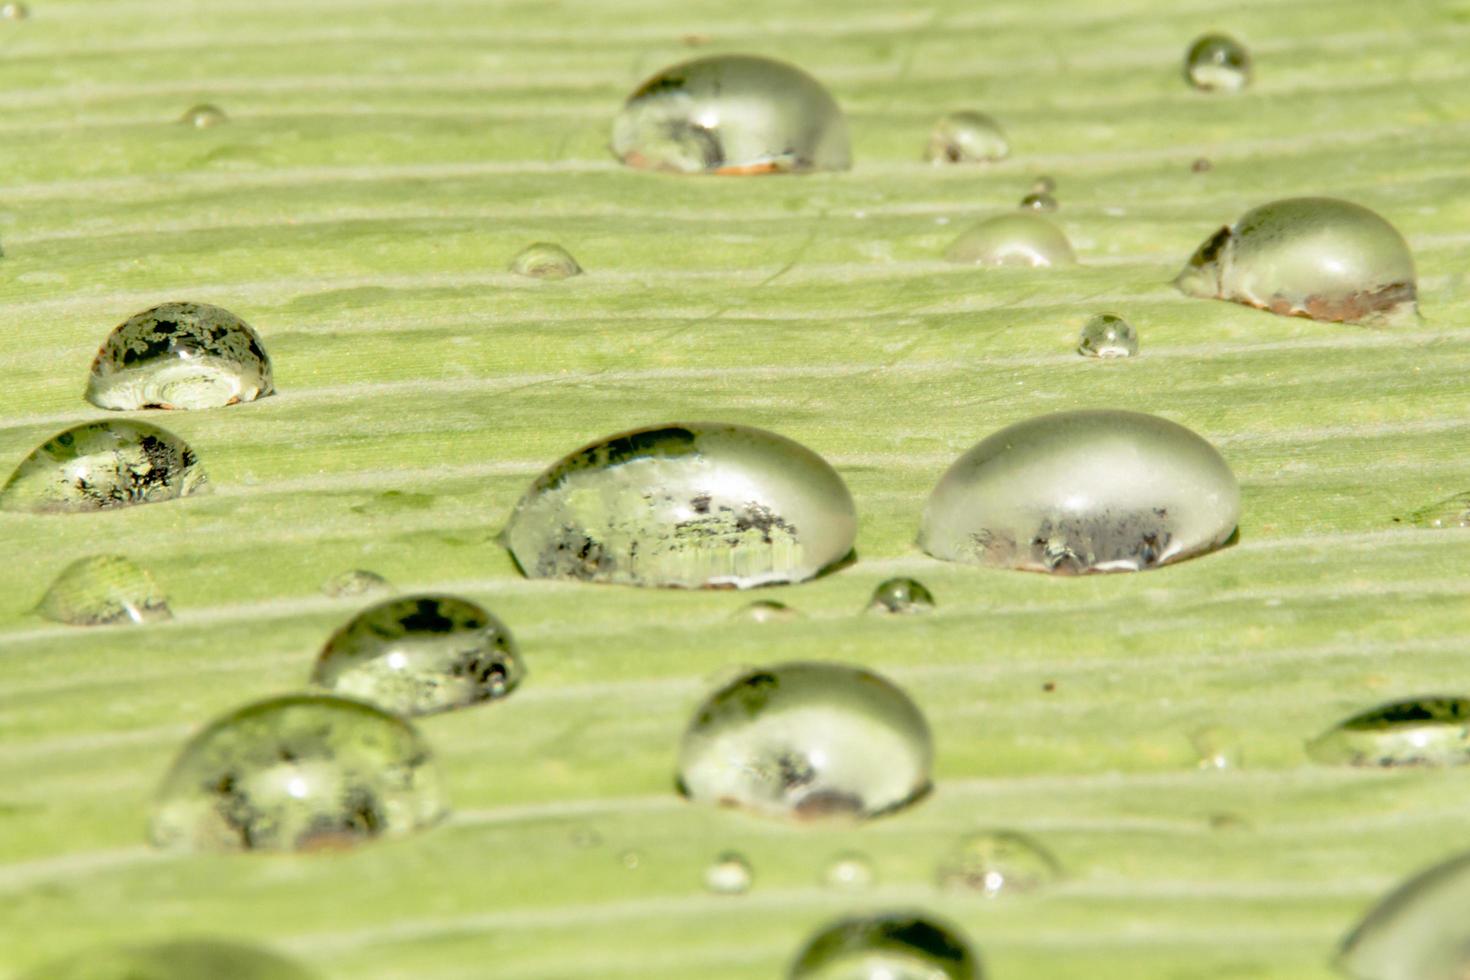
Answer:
1175 197 1417 325
504 423 856 589
1077 313 1139 358
321 569 393 598
924 111 1008 164
86 302 273 411
509 242 582 280
789 912 982 980
1184 33 1251 91
1339 851 1470 980
310 594 525 717
944 214 1076 268
867 577 935 615
1191 724 1243 769
1 2 29 21
1306 697 1470 767
149 694 447 853
180 103 227 128
935 831 1062 896
17 939 318 980
704 851 754 894
612 54 850 175
919 410 1239 574
822 852 876 889
1019 192 1057 213
0 420 208 514
733 599 801 623
38 555 170 626
677 661 932 821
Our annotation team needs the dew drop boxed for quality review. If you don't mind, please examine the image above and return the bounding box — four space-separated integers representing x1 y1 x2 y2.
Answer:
0 2 28 20
310 594 524 717
1307 697 1470 767
677 661 932 822
1175 197 1417 325
86 302 274 411
321 569 393 598
620 849 643 870
733 599 801 623
919 409 1239 574
789 912 982 980
1339 850 1470 980
1184 33 1251 91
936 830 1061 896
149 693 448 853
1077 313 1139 358
867 577 935 615
38 555 170 626
924 111 1009 164
180 103 228 128
17 940 318 980
1401 492 1470 529
944 213 1076 268
1031 176 1056 194
822 852 876 889
1019 192 1057 213
0 420 208 514
704 851 754 894
503 423 857 589
612 54 850 175
509 242 583 280
1191 725 1243 770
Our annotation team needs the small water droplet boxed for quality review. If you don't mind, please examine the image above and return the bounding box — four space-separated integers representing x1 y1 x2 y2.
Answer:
38 555 170 626
86 302 274 411
936 830 1061 896
1 2 29 20
180 103 228 128
310 594 524 717
822 852 876 889
1019 192 1057 213
321 569 393 598
613 54 850 175
1307 697 1470 767
17 940 318 980
503 423 857 589
944 213 1077 268
620 848 643 870
1031 176 1056 194
867 577 935 615
789 912 982 980
704 851 754 894
677 661 932 822
1339 850 1470 980
1185 33 1251 91
1077 313 1139 358
149 694 448 853
1401 492 1470 529
1190 725 1242 770
1175 196 1417 325
924 110 1008 164
0 420 208 514
509 242 582 280
733 599 801 623
919 409 1239 574
1192 157 1213 173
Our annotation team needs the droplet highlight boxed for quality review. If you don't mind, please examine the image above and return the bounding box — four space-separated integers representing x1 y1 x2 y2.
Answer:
789 912 982 980
1191 725 1243 770
1184 33 1251 91
1307 697 1470 767
17 940 318 980
924 111 1008 164
867 577 935 615
1339 850 1470 980
321 569 393 598
704 851 754 894
1077 313 1139 358
937 831 1061 896
733 599 801 623
823 852 876 889
944 214 1076 268
0 420 208 514
38 555 170 626
510 242 583 280
180 103 227 128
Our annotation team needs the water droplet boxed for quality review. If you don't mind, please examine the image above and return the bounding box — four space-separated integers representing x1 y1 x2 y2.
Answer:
620 849 643 870
509 242 582 280
1019 192 1057 213
17 940 318 980
149 693 448 853
1307 697 1470 767
1175 197 1417 325
180 103 228 128
733 599 801 623
1031 176 1056 194
704 851 754 894
1192 157 1213 173
1077 313 1139 358
38 555 170 626
919 409 1239 574
867 577 935 615
677 661 932 822
612 54 850 175
86 302 274 411
1 2 29 20
1339 850 1470 980
1401 492 1470 529
310 594 524 717
944 213 1077 268
1185 33 1251 91
789 912 982 980
1190 725 1243 770
936 830 1061 896
321 569 393 598
0 420 208 514
924 111 1009 164
822 852 876 889
503 423 857 589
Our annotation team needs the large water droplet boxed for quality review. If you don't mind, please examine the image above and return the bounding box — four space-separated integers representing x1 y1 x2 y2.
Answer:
677 661 932 821
789 912 982 980
704 851 754 894
310 594 524 717
509 242 582 280
1077 313 1139 358
936 831 1062 896
180 103 227 128
1339 851 1470 980
733 599 801 623
944 214 1076 268
867 577 935 615
150 693 448 853
504 423 856 589
17 940 318 980
1184 33 1251 91
919 410 1239 574
38 555 170 626
823 851 876 889
924 111 1008 164
1175 197 1418 325
612 54 850 175
321 569 393 598
1307 697 1470 767
86 302 272 411
0 420 208 514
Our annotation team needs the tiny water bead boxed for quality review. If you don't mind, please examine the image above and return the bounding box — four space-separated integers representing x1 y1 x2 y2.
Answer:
311 594 524 717
150 694 447 853
39 555 170 626
919 410 1239 574
1175 197 1418 325
789 912 982 980
321 569 393 598
1191 725 1243 769
612 54 850 175
1184 33 1251 91
676 661 932 821
704 851 754 894
924 111 1009 164
733 599 801 623
86 301 273 411
1019 192 1057 213
509 242 582 280
0 420 207 514
19 940 319 980
0 2 28 20
1031 176 1056 194
823 852 876 889
503 423 857 589
1077 313 1139 358
867 577 935 615
1339 851 1470 980
944 213 1076 268
935 831 1062 896
180 103 227 128
1306 697 1470 767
